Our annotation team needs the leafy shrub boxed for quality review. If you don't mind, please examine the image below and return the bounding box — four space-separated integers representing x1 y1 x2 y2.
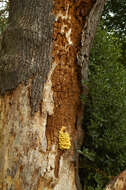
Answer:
80 24 126 190
0 1 9 34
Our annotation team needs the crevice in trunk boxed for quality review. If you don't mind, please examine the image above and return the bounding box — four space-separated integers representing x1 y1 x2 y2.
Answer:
46 0 95 188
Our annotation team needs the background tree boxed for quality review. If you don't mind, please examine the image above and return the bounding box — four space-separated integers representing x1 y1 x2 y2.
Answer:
103 0 126 36
0 0 106 189
102 0 126 67
79 0 126 188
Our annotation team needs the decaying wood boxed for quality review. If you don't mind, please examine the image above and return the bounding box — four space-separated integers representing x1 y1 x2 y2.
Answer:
0 0 106 189
106 170 126 190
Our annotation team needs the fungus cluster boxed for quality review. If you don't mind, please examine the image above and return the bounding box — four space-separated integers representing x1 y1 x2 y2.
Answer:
59 127 71 150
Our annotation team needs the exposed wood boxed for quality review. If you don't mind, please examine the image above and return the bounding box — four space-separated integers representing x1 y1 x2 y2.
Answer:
106 170 126 190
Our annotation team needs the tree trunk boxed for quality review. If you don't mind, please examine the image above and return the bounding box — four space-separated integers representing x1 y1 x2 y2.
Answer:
105 170 126 190
0 0 106 189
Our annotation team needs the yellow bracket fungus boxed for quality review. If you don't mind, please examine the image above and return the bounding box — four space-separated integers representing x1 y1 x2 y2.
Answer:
59 127 71 150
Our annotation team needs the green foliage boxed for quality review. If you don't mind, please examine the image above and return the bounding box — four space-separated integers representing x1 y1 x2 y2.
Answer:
102 0 126 68
0 0 8 50
81 24 126 190
118 37 126 67
0 0 9 34
103 0 126 36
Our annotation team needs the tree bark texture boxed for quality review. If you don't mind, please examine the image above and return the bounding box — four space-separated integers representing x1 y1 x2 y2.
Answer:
105 170 126 190
0 0 106 189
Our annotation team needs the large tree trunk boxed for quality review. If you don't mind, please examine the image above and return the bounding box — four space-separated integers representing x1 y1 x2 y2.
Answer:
0 0 106 189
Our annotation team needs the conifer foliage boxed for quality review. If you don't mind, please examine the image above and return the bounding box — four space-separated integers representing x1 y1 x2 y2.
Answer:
81 24 126 190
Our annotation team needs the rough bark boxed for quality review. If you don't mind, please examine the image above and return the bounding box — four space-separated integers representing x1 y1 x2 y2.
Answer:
105 170 126 190
0 0 54 114
0 0 106 189
78 0 106 82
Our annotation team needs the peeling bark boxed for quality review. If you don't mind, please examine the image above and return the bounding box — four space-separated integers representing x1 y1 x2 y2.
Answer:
105 170 126 190
0 0 106 189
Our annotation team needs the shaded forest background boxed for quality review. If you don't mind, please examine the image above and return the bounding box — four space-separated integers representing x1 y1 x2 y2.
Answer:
0 0 126 189
80 0 126 189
